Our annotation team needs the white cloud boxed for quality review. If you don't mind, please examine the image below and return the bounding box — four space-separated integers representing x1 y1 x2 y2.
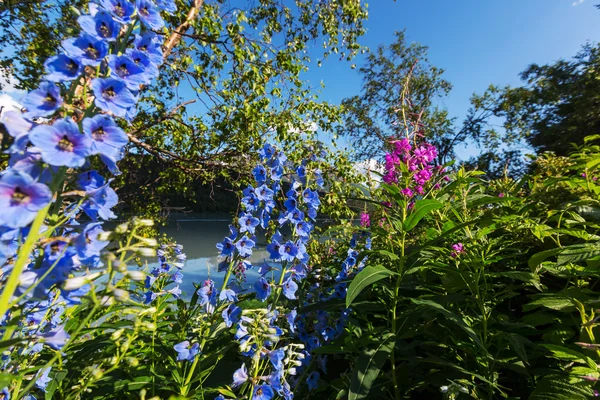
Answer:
572 0 586 6
0 73 23 94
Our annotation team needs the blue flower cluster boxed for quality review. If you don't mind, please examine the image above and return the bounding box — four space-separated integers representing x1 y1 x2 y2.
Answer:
0 0 175 395
208 143 328 399
144 243 187 303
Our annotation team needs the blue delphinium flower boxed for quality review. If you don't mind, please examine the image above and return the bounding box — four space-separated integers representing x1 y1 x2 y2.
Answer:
78 10 120 41
254 277 271 301
173 340 200 362
232 363 248 388
91 77 137 117
126 48 159 78
235 236 255 257
36 367 52 391
306 371 320 391
216 237 235 257
82 114 128 158
168 286 182 298
197 279 217 313
44 54 83 81
75 222 108 261
241 191 259 212
29 118 92 167
219 288 238 302
252 164 267 184
239 213 260 235
42 325 70 350
286 309 297 333
133 32 164 64
295 220 313 239
279 241 298 262
62 33 108 67
107 54 149 89
259 143 276 160
255 184 274 201
99 0 135 23
223 303 241 328
266 231 283 259
22 81 63 118
268 348 285 369
302 188 320 208
0 171 52 228
253 384 274 400
79 176 119 220
135 0 165 29
281 277 298 300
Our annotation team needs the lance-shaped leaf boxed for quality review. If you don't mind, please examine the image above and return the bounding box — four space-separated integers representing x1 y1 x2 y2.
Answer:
346 265 396 308
403 199 443 231
348 333 395 400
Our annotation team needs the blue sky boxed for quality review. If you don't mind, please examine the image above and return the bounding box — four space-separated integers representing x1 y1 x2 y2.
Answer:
302 0 600 158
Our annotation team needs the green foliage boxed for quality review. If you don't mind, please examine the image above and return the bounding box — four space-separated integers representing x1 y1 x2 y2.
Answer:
337 31 457 162
0 0 368 216
464 42 600 176
312 136 600 399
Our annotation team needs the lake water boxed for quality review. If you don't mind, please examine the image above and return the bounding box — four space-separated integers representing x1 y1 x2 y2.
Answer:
150 216 277 297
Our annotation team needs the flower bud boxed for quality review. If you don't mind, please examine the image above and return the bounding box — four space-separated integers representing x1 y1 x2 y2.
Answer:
115 223 129 234
113 288 129 302
133 218 154 227
136 248 156 257
63 272 101 290
138 238 158 247
92 368 103 380
97 231 113 241
127 270 146 281
144 322 157 331
111 328 125 341
126 357 139 367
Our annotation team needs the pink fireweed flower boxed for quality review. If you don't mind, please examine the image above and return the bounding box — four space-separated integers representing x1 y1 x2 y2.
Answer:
400 187 413 198
393 138 412 154
414 168 433 185
450 243 465 258
385 152 400 170
415 185 424 195
383 169 398 184
360 212 371 227
413 143 438 165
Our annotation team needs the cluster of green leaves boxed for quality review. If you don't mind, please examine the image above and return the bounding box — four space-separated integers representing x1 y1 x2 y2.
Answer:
307 137 600 399
1 0 369 217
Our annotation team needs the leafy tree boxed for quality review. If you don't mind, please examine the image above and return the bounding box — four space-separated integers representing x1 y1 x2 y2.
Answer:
0 0 369 215
338 30 462 163
464 42 600 158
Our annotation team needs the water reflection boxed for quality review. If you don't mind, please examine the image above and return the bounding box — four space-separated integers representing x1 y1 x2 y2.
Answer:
149 219 282 298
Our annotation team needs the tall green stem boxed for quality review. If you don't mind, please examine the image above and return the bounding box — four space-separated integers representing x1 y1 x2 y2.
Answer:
390 231 405 400
0 204 51 320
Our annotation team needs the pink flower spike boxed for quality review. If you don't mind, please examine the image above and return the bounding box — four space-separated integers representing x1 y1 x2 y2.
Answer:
360 212 371 228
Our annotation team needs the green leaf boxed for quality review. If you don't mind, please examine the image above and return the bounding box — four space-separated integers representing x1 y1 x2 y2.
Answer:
348 333 395 400
403 199 443 231
523 297 575 312
540 344 587 362
529 375 594 400
529 248 562 269
346 265 396 308
409 298 485 350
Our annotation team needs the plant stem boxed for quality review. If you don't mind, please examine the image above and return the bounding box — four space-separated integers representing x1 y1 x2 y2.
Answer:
181 258 237 395
390 231 406 400
0 204 51 320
